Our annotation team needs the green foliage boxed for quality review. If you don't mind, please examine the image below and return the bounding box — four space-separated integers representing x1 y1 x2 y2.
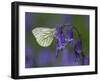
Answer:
72 15 89 56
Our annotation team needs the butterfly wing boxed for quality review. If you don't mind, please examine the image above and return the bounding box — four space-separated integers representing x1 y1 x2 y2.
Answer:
32 27 55 47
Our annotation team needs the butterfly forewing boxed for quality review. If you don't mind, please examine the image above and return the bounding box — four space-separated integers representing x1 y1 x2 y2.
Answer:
32 27 55 47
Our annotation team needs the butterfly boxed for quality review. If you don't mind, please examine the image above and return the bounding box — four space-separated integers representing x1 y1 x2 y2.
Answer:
32 27 56 47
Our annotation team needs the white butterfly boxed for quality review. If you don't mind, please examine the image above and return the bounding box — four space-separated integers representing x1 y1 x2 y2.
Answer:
32 27 55 47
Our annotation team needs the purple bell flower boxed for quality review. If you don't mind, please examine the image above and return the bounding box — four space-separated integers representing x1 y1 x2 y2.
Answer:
74 39 82 55
73 39 83 64
66 28 74 43
56 26 66 49
55 26 66 57
55 24 84 62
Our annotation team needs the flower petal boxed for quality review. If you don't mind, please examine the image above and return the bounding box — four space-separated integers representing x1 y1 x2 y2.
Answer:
66 28 74 43
74 39 82 55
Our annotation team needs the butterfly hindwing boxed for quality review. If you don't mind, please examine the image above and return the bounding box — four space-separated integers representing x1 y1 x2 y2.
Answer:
32 27 55 47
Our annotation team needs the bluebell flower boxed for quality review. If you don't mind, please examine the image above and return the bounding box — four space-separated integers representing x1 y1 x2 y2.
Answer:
55 24 85 65
66 28 74 43
56 26 66 48
74 39 83 64
55 26 66 57
74 39 82 55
